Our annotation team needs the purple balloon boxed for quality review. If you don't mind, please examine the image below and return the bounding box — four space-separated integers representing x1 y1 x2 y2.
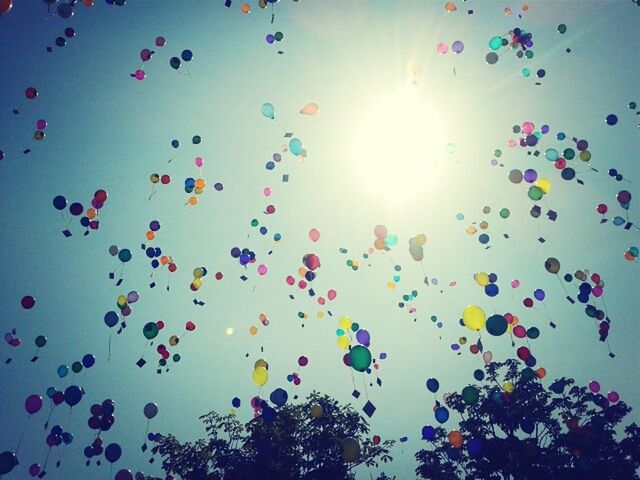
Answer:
451 40 464 54
607 391 620 403
523 169 538 183
533 288 545 301
355 329 371 346
115 469 134 480
588 380 600 393
25 394 43 414
104 443 122 463
617 190 632 204
29 463 41 476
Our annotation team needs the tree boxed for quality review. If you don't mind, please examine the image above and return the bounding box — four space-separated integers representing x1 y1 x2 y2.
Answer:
415 359 640 480
145 392 395 480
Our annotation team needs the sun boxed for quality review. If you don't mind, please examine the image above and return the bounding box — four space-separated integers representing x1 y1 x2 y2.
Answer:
351 88 448 205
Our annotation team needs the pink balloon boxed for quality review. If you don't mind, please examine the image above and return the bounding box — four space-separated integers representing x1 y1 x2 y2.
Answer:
308 228 320 242
317 296 326 305
607 391 620 403
512 325 526 338
285 275 295 286
522 122 534 134
327 289 337 300
436 42 448 55
194 156 204 167
374 225 387 240
257 264 268 276
263 187 272 197
36 119 47 129
265 205 275 214
511 279 520 288
134 69 146 80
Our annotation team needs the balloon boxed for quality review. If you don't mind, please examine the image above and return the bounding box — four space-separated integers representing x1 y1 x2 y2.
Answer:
461 386 479 405
435 406 449 424
25 394 43 414
64 385 83 407
261 103 275 119
355 329 370 346
252 366 269 386
310 404 323 418
374 225 387 240
474 272 489 287
299 103 319 115
544 257 560 274
462 305 486 331
181 49 193 62
118 249 132 262
451 40 464 54
104 311 119 328
486 314 508 336
426 378 439 393
341 438 360 462
422 425 436 440
303 253 320 270
483 351 493 364
349 345 372 372
0 0 13 15
448 430 463 448
308 228 320 242
115 469 134 480
0 451 17 475
105 443 122 463
53 195 67 210
143 402 158 419
269 388 288 407
289 138 303 156
169 57 181 69
143 322 159 340
82 354 96 368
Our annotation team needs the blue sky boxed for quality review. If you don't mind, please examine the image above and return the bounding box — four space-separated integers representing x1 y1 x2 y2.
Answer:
0 0 638 478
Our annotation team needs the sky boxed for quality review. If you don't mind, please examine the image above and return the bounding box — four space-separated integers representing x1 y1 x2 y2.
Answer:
0 0 639 478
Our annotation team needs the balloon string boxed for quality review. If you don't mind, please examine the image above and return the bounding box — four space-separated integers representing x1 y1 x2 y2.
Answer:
108 332 112 362
44 403 54 430
15 414 31 455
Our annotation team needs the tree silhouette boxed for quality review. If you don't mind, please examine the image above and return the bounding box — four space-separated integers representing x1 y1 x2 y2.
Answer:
145 391 395 480
415 359 640 480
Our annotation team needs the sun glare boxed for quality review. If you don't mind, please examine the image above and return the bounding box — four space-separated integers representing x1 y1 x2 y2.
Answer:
351 89 447 204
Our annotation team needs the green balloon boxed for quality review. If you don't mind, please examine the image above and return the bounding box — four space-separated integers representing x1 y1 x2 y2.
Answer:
72 361 83 373
349 345 372 372
489 36 502 51
557 24 567 34
350 322 359 332
35 335 47 348
499 208 510 219
143 322 159 340
527 327 540 339
527 186 544 201
461 386 479 405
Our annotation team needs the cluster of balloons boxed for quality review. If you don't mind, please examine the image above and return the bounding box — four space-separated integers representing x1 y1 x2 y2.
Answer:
169 49 193 71
373 224 397 251
49 26 76 51
190 266 208 291
624 245 639 261
265 31 284 45
336 316 373 373
144 221 177 281
57 353 96 378
53 189 108 235
231 246 256 267
285 253 321 292
486 27 534 65
104 291 139 329
436 40 464 55
87 399 116 432
408 234 427 262
153 321 195 371
252 358 269 387
184 175 207 206
473 271 500 297
131 36 165 80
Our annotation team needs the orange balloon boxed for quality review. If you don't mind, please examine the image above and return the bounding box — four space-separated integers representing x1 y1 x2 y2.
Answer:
241 2 250 13
448 430 463 448
83 0 94 5
195 178 205 189
536 367 547 379
373 238 385 250
160 255 169 265
188 196 198 206
444 1 457 13
146 231 155 241
0 0 13 14
249 326 258 335
87 208 97 219
624 251 635 261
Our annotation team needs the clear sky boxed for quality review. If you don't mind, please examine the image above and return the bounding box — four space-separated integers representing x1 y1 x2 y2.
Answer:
0 0 638 478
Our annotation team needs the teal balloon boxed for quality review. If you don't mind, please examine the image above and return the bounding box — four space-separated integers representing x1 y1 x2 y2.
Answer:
289 138 302 156
461 385 480 405
385 234 398 247
349 345 372 372
261 103 275 119
489 36 502 50
486 314 508 336
143 322 159 340
544 148 559 161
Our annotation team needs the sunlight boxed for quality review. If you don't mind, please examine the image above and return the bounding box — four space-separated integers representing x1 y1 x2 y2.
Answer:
351 88 448 205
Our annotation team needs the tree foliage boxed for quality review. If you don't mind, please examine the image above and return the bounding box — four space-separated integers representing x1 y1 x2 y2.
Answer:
415 359 640 480
146 392 394 480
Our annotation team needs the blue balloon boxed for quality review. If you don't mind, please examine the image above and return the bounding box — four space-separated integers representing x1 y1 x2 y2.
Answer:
51 425 63 436
46 387 56 398
239 253 250 265
261 103 275 119
435 406 449 424
104 311 119 328
232 397 241 408
289 138 302 156
64 385 83 407
105 443 122 463
421 425 436 440
57 364 69 378
84 446 94 458
262 406 277 423
467 438 483 456
62 432 74 444
82 354 96 368
53 195 67 210
520 418 535 434
181 49 193 62
484 284 499 297
230 247 241 258
269 388 288 407
426 378 439 393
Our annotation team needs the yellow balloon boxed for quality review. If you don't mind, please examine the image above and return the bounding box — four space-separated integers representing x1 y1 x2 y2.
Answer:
474 272 489 287
310 404 323 418
252 366 269 386
341 438 361 462
503 381 514 393
535 178 551 194
462 305 486 331
339 316 352 331
116 295 127 307
169 335 180 346
416 233 427 246
254 359 269 370
193 267 203 278
337 335 350 349
192 277 203 289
